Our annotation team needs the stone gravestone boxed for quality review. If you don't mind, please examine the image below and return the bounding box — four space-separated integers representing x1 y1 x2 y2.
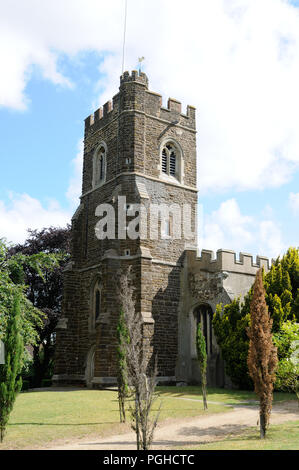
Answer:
0 339 5 364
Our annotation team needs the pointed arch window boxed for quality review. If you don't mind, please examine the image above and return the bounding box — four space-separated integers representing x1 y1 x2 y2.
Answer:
93 143 107 187
90 281 102 330
160 140 182 182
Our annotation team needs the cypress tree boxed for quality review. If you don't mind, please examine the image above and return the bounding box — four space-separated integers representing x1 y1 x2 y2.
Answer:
247 269 278 439
196 324 208 410
0 293 24 442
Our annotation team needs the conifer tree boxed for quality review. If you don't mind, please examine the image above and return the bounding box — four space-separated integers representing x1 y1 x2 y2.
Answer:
0 294 24 442
196 324 208 410
213 247 298 388
247 269 278 439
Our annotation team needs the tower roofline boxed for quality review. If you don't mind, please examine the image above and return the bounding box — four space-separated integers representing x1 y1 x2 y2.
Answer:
84 70 196 132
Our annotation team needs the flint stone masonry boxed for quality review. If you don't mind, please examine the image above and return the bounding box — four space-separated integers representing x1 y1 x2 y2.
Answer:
54 71 270 388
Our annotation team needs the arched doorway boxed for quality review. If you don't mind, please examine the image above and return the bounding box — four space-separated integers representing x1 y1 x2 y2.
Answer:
190 303 225 387
85 346 95 388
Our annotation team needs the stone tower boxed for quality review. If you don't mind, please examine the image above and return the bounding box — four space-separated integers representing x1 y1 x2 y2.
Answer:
53 70 198 387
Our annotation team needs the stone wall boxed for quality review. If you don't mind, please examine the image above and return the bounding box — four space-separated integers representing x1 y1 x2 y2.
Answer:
176 248 271 387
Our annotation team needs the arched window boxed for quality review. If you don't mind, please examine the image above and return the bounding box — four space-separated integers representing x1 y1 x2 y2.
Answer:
90 281 102 330
160 140 182 182
93 143 107 187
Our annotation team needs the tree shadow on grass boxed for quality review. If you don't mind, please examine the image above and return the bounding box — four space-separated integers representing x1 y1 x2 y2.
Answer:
8 422 118 426
178 423 249 438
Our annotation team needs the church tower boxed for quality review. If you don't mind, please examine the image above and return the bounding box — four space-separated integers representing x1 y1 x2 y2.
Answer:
53 71 198 387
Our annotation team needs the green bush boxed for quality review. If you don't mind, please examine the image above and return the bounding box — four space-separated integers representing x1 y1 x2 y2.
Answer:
213 248 299 389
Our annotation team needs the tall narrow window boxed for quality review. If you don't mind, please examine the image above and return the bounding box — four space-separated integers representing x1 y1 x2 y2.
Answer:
95 289 101 321
93 144 106 187
90 281 102 330
99 154 104 181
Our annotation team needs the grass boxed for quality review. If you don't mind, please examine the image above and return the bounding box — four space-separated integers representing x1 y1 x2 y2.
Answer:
0 386 296 449
157 386 296 405
0 387 231 450
177 420 299 450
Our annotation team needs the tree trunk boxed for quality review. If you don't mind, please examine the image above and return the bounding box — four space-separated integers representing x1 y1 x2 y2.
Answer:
202 366 208 410
202 385 208 410
260 412 266 439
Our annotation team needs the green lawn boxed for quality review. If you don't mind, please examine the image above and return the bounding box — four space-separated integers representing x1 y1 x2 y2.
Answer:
0 386 296 449
157 386 296 405
177 420 299 450
0 387 231 450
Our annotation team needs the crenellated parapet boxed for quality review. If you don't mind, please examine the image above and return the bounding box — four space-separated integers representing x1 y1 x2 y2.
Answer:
84 70 196 135
185 248 271 275
120 70 149 87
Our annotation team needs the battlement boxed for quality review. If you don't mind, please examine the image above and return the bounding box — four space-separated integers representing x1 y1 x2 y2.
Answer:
84 70 196 133
186 248 271 275
120 70 149 87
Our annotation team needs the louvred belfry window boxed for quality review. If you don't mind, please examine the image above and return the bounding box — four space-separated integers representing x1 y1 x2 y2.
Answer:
161 142 179 180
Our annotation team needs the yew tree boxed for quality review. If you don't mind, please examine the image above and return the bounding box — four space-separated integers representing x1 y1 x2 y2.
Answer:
213 247 299 389
247 269 278 439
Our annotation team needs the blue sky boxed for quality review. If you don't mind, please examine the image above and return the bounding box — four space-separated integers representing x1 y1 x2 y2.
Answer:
0 0 298 260
1 52 101 206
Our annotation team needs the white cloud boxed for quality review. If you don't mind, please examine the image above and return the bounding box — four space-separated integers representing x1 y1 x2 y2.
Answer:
200 198 285 259
0 193 71 244
289 192 299 214
0 0 299 193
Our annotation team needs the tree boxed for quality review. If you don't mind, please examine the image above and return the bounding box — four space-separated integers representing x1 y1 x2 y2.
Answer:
116 308 129 423
0 294 24 442
247 269 278 439
8 227 71 386
213 247 299 389
274 321 299 403
0 239 57 357
196 324 208 410
213 300 252 389
117 268 160 450
275 358 299 403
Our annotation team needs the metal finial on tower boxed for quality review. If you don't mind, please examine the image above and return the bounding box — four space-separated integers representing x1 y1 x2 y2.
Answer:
138 56 145 74
121 0 128 74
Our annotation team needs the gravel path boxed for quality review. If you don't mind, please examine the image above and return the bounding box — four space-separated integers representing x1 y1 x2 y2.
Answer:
45 400 298 450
